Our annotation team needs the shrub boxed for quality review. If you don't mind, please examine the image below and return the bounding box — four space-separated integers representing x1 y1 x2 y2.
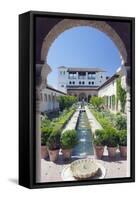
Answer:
104 127 119 147
90 96 104 111
118 130 127 146
41 127 53 145
46 129 61 150
58 95 77 111
94 129 106 146
114 114 127 130
60 130 78 149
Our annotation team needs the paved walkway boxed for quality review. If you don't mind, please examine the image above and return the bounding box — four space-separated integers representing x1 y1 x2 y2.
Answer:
62 109 79 133
85 106 102 133
40 152 127 182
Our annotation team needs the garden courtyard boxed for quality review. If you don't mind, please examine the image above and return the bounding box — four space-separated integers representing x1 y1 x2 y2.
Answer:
40 94 128 182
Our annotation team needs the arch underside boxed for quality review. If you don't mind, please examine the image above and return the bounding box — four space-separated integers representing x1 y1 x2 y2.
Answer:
41 19 127 65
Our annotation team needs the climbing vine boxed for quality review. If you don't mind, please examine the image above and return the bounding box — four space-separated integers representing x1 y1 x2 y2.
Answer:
116 78 126 113
112 95 115 109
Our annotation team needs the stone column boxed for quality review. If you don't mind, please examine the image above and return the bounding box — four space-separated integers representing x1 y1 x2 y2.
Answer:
126 89 130 177
36 86 41 182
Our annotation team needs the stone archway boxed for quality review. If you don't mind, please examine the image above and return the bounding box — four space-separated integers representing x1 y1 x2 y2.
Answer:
41 19 127 65
35 17 132 181
88 95 92 102
79 93 87 102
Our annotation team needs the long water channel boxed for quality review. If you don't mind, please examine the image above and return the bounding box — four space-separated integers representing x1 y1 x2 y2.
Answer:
72 110 94 158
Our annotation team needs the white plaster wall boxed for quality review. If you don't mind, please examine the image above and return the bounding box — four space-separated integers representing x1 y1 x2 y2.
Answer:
40 88 62 112
98 79 116 97
58 67 68 93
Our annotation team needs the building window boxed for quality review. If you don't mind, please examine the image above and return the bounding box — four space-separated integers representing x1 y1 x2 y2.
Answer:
92 81 94 85
79 81 81 85
88 72 96 79
89 81 91 85
68 72 76 79
69 81 72 84
82 81 85 85
101 75 103 78
61 85 64 87
78 72 86 79
73 81 75 84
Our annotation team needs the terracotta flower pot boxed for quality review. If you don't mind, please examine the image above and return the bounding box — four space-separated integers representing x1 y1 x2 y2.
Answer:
62 149 72 160
94 146 104 159
107 147 117 158
119 146 127 157
48 149 59 162
41 146 48 159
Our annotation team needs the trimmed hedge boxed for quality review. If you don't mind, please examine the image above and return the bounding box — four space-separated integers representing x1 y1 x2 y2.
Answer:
41 108 76 146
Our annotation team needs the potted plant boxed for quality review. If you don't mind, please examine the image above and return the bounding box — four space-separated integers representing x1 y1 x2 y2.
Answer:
93 129 105 159
60 129 78 160
41 127 52 159
105 127 119 158
118 129 127 157
47 128 61 162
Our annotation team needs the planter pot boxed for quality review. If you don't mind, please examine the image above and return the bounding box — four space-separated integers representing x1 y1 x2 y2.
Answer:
48 149 59 162
41 146 48 159
119 146 127 157
62 149 72 160
94 146 104 159
107 147 117 158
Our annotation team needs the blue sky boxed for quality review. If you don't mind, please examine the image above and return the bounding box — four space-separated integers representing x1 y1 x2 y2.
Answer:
47 26 121 88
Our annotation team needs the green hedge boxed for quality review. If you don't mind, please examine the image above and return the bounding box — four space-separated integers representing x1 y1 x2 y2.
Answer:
41 108 75 146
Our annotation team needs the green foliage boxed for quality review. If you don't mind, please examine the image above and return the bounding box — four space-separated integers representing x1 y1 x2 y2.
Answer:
94 129 106 146
92 110 113 129
60 130 78 149
116 78 127 113
46 129 61 150
118 130 127 146
41 126 53 145
90 96 104 111
41 108 75 148
111 95 116 110
104 127 119 147
58 95 77 111
114 114 127 130
91 108 127 147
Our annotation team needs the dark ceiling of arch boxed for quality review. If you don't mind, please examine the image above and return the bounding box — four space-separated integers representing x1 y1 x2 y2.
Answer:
35 17 131 66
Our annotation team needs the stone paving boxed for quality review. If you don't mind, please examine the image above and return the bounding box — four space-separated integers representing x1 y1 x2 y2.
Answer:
40 151 127 182
62 109 80 133
85 105 103 133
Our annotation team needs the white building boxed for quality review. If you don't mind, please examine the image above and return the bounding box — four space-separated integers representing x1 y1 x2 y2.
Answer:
58 66 107 93
98 67 127 113
40 85 66 113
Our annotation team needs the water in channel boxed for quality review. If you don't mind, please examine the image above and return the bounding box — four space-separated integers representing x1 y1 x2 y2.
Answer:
72 111 94 158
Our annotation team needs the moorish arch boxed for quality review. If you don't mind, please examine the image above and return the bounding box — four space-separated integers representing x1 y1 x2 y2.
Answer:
35 17 132 182
41 19 127 65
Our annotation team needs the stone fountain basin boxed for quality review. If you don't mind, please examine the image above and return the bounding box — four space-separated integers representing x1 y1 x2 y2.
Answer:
61 158 106 181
